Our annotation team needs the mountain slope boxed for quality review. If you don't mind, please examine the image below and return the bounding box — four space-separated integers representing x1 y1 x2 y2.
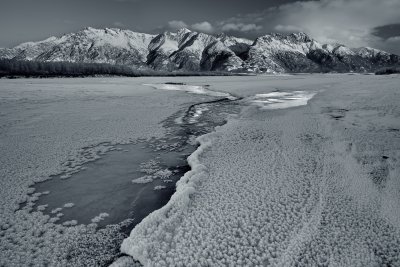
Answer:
2 27 155 68
1 27 399 73
147 28 193 71
244 33 321 73
244 32 400 73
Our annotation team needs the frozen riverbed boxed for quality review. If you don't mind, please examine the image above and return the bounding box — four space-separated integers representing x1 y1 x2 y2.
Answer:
1 74 400 266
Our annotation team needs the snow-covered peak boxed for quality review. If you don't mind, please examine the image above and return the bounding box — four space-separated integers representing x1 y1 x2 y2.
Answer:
253 32 315 56
290 32 312 42
83 26 97 32
14 36 59 50
176 28 192 35
148 33 179 54
332 45 355 56
218 34 253 46
257 32 312 44
354 47 390 58
148 28 195 54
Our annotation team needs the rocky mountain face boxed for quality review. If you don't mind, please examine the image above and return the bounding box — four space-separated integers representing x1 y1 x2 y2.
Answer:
1 27 399 73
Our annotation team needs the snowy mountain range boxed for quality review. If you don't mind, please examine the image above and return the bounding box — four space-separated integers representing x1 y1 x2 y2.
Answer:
1 27 399 73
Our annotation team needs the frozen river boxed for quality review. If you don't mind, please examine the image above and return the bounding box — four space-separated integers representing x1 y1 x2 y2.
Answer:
1 74 400 266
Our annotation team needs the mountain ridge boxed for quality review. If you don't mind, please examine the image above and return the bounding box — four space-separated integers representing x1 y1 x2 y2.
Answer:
1 27 399 73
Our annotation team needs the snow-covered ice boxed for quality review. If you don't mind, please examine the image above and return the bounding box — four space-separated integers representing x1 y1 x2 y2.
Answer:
1 74 400 266
121 74 400 266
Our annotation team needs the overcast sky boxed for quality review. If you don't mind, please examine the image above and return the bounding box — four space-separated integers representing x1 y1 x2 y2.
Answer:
1 0 399 54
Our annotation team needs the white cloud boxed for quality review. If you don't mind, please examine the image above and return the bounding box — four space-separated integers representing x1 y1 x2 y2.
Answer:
191 21 214 34
274 24 304 33
269 0 400 50
221 23 262 32
387 36 400 43
168 20 188 30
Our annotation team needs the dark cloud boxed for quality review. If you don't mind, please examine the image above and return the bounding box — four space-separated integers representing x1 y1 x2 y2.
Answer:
211 0 400 54
372 24 400 40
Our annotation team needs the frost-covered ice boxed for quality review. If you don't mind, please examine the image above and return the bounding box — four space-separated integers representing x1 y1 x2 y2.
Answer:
0 77 225 266
132 159 173 184
121 74 400 266
188 105 210 124
249 90 316 109
144 83 237 100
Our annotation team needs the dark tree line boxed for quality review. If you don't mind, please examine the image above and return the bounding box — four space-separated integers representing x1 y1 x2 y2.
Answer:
0 59 144 77
0 59 234 78
375 66 400 75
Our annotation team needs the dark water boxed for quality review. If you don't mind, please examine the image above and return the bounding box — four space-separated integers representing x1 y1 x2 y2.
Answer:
29 94 241 233
33 142 193 229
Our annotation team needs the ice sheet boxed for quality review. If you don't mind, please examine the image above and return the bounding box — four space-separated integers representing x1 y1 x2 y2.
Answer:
249 90 317 109
144 83 238 100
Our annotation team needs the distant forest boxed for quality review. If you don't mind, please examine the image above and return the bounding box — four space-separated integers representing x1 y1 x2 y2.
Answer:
375 66 400 75
0 59 234 78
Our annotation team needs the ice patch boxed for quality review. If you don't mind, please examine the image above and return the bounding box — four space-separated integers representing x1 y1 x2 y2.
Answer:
63 202 75 208
50 207 63 214
144 83 237 100
154 185 167 191
91 212 110 223
132 169 173 184
188 105 209 124
249 90 316 109
131 176 154 184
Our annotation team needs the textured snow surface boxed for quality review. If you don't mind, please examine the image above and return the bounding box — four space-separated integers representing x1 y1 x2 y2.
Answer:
121 74 400 266
0 77 221 266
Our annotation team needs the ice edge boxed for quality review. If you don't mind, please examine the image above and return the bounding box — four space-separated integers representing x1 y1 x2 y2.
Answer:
119 131 217 266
